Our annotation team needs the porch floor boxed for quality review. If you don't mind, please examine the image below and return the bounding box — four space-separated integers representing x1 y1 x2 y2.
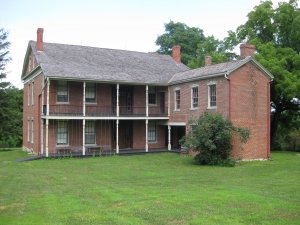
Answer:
22 148 182 160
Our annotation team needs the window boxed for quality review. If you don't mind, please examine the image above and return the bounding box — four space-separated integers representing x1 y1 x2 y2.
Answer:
57 121 68 145
148 87 156 104
85 83 96 103
27 119 30 142
57 81 68 102
191 86 198 108
208 84 216 108
85 121 96 145
31 82 34 105
148 121 156 142
31 120 34 143
28 84 30 106
175 89 180 110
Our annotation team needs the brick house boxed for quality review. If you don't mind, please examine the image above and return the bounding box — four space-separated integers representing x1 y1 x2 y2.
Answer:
22 28 273 159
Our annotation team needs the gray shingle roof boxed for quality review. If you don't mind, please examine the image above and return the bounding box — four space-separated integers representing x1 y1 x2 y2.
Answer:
169 57 253 84
28 41 189 85
24 41 273 84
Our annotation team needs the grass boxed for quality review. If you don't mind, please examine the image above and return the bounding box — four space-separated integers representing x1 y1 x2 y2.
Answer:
0 149 299 225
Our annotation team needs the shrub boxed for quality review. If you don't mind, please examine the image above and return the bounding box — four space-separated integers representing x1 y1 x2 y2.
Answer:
181 112 249 166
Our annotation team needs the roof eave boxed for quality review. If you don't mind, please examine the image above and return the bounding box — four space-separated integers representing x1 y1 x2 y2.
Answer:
46 76 170 86
168 72 225 85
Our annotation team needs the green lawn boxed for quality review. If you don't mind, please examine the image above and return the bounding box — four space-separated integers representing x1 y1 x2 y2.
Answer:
0 149 299 225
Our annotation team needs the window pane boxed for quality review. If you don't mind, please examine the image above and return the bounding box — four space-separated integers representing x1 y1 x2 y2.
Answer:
86 83 96 103
85 121 96 144
175 90 180 110
209 84 216 107
148 121 156 142
57 81 68 102
148 87 156 104
57 121 68 145
192 87 198 108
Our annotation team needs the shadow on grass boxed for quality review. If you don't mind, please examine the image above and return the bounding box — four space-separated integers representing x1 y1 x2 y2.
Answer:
0 148 20 152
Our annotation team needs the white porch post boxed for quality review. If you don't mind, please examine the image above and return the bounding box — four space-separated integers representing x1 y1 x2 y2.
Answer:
146 85 149 117
116 84 119 117
46 78 50 116
82 119 85 155
83 82 86 116
168 87 170 116
116 120 119 154
45 119 49 157
145 119 148 152
168 125 171 150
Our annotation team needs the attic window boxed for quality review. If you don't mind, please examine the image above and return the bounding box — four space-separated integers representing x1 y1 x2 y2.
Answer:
57 81 69 103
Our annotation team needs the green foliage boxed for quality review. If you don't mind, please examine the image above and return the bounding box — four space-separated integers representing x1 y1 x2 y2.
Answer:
187 35 237 68
0 28 11 89
156 21 236 66
235 0 300 149
0 29 23 147
0 87 23 147
182 113 249 166
156 21 205 64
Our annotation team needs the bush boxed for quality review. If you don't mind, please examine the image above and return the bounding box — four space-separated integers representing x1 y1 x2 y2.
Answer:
181 112 249 166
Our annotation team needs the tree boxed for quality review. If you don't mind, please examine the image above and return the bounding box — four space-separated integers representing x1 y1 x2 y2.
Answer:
181 113 249 166
0 28 23 147
156 21 236 67
188 34 238 68
156 21 205 65
0 28 11 89
0 87 23 147
235 0 300 149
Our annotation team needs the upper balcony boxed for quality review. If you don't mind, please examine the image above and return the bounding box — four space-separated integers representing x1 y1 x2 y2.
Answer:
42 80 168 118
43 104 167 117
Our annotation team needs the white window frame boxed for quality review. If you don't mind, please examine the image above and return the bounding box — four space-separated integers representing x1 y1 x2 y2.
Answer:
207 82 217 109
148 121 157 143
56 121 68 146
174 88 181 111
85 121 96 145
191 85 199 109
85 83 97 104
57 81 69 103
27 119 30 142
31 82 34 105
31 119 34 144
148 86 157 105
28 84 30 106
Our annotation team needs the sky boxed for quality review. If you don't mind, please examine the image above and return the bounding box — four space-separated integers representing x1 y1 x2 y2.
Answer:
1 0 287 88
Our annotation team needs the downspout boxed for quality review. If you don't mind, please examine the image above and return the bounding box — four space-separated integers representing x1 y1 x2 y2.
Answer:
224 72 231 120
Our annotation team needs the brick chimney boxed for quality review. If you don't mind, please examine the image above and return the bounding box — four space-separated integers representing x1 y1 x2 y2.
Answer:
240 44 256 58
205 55 212 66
36 28 44 51
172 45 181 64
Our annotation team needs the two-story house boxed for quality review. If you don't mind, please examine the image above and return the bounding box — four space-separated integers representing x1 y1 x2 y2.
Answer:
22 28 273 160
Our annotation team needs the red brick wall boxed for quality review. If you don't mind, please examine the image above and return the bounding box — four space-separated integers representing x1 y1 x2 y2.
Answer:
230 63 270 160
49 80 83 106
132 120 166 149
23 73 44 154
169 76 229 124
